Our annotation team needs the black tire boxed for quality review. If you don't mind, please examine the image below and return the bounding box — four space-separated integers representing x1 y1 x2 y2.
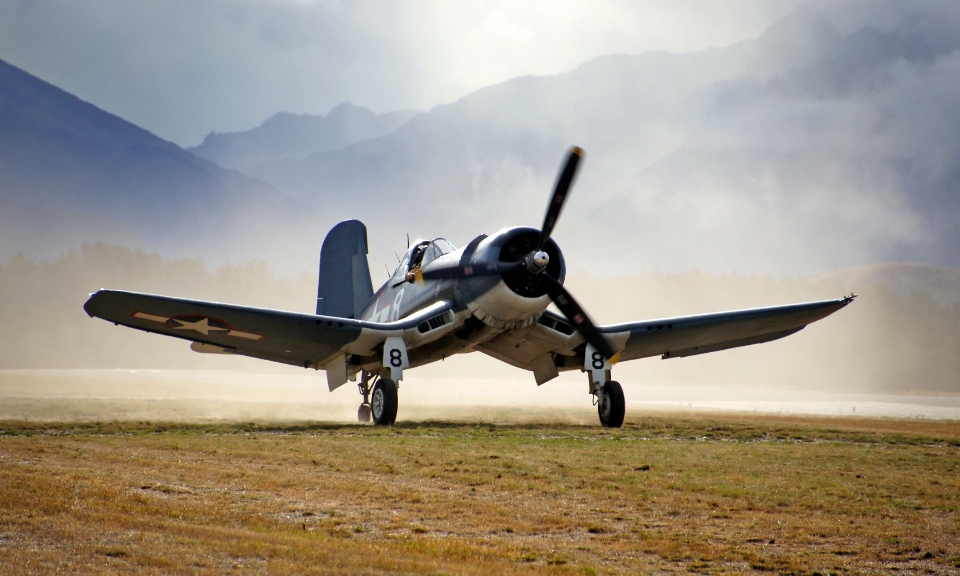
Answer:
371 378 398 425
598 380 625 428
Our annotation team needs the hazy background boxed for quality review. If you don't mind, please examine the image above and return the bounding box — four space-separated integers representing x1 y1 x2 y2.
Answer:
1 0 958 419
0 0 873 147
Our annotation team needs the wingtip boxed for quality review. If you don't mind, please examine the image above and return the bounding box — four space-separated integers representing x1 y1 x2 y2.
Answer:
83 291 100 317
569 146 584 157
82 288 113 318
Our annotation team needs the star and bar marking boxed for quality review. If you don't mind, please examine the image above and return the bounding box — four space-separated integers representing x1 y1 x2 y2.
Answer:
131 311 264 341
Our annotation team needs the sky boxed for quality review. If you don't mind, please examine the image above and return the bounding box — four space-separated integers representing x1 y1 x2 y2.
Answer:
0 0 845 147
4 0 955 278
1 0 958 398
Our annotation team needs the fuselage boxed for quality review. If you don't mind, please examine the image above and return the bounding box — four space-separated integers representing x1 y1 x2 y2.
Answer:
359 226 566 324
355 226 566 369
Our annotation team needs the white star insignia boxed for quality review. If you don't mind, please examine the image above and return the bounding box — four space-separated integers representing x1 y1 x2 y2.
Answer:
172 317 227 336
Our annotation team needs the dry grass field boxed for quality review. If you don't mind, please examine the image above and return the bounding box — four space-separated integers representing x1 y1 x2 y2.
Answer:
1 415 958 575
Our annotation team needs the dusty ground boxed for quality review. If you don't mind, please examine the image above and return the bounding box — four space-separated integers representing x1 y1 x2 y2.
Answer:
1 414 958 575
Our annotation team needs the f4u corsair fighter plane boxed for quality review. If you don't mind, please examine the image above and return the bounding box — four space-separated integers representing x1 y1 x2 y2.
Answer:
84 147 855 427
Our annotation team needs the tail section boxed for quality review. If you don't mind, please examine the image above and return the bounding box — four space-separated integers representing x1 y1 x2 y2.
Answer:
317 220 374 318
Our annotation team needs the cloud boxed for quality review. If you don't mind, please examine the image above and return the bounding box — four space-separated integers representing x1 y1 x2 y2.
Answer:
0 0 806 146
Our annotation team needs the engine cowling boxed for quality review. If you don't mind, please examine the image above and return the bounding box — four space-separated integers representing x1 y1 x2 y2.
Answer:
461 227 566 329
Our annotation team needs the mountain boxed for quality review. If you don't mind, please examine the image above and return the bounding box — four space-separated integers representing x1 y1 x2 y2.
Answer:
253 7 846 201
249 6 960 278
188 103 418 173
5 6 960 280
0 57 323 269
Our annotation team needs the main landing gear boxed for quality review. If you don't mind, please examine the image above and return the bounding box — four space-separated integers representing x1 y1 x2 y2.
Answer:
356 337 408 425
585 344 625 427
371 377 398 425
356 369 400 425
596 381 625 427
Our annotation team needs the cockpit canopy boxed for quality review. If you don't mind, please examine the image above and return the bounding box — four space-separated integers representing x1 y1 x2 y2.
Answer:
392 238 456 279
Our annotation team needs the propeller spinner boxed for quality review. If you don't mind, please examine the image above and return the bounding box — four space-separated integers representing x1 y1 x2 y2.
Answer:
419 147 616 360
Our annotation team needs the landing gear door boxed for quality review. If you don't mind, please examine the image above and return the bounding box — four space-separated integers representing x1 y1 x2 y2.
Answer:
584 343 612 385
326 353 349 391
382 336 410 382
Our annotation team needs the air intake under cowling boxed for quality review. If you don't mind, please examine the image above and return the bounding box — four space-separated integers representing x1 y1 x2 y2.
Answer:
418 310 454 334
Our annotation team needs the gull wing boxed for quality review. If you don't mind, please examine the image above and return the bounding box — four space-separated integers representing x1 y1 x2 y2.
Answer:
600 296 856 361
477 297 854 375
83 289 455 370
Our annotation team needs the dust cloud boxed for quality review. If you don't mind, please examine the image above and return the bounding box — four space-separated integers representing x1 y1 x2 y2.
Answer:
1 246 958 423
3 364 958 424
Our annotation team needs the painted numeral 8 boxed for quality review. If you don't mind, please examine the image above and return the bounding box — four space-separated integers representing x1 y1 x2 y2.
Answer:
389 349 403 367
591 351 605 370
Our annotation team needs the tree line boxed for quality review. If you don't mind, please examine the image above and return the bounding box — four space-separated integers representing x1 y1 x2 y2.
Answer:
1 244 957 393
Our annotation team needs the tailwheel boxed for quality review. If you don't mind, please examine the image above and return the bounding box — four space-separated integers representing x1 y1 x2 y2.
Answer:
598 380 625 428
371 378 398 425
357 403 371 423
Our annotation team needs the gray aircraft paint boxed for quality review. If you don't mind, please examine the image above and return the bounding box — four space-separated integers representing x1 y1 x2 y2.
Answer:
316 219 374 319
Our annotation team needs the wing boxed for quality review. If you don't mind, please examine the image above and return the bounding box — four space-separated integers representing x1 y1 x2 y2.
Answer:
475 296 854 382
602 296 856 361
83 289 456 373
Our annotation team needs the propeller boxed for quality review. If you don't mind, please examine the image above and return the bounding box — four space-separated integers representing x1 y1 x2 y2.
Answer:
538 146 581 252
418 146 616 360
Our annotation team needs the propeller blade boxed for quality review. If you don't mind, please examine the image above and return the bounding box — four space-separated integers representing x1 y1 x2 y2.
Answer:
538 146 583 251
541 273 616 360
418 260 523 281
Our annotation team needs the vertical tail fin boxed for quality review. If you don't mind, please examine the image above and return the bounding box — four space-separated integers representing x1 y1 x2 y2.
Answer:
317 220 374 318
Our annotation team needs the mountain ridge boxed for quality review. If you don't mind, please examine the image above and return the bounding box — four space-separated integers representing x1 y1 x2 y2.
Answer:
247 6 960 276
189 102 419 173
251 7 851 202
3 6 960 278
0 56 324 270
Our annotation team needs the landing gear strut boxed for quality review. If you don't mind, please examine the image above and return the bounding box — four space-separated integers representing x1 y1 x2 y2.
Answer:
356 370 398 425
357 371 372 423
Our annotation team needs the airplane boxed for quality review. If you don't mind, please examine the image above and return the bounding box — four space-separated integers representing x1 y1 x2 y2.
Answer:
84 147 855 427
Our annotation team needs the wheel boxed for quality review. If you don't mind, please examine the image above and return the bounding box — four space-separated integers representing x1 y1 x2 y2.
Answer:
598 380 625 428
371 378 398 425
357 403 371 423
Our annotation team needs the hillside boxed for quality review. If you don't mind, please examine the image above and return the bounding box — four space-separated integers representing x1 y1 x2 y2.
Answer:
0 57 323 269
3 6 960 281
